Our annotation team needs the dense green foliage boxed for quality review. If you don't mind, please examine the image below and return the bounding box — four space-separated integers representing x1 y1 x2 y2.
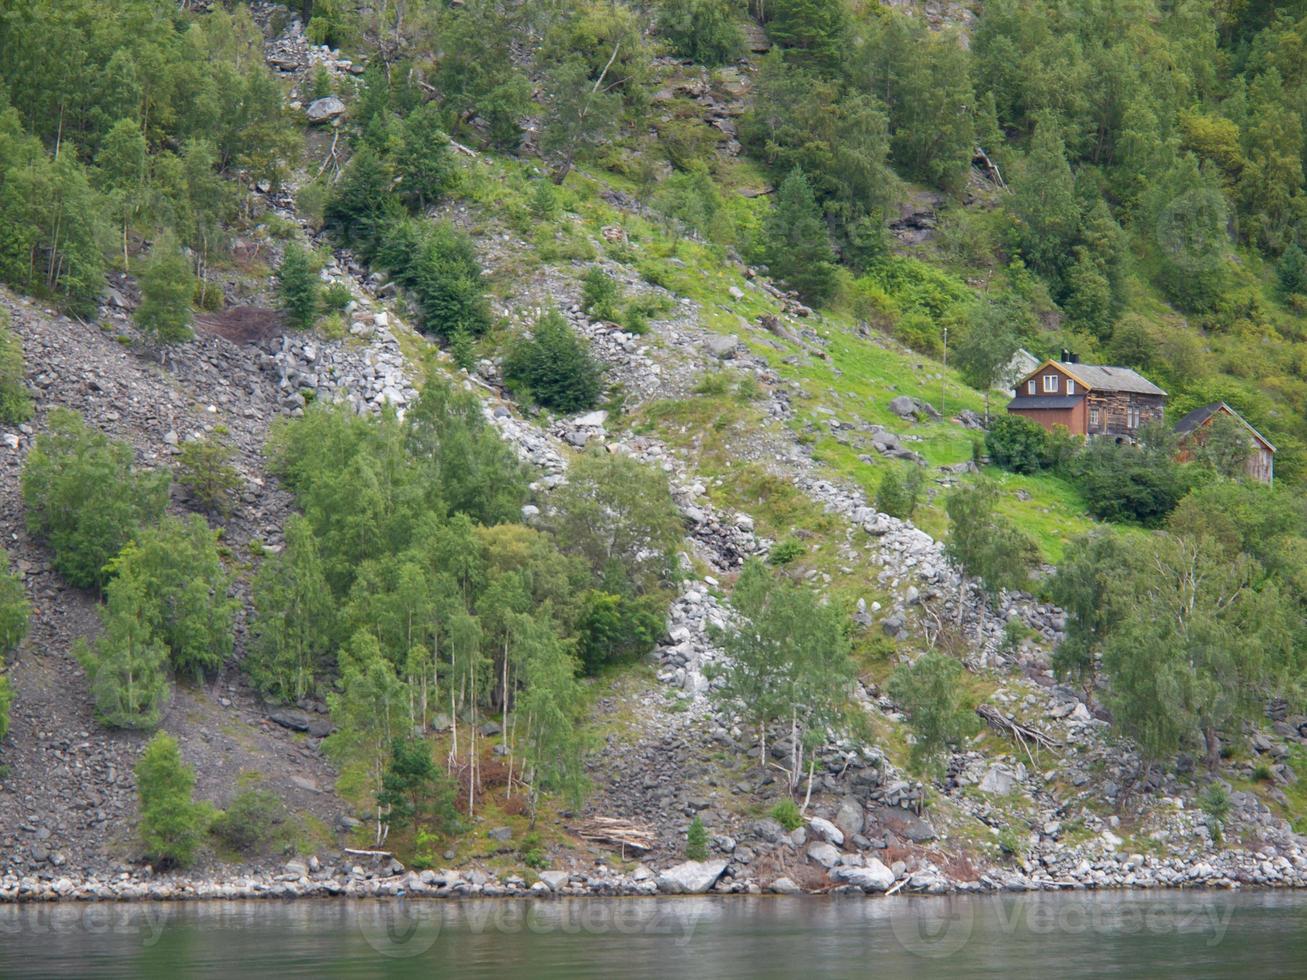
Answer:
685 814 708 860
135 733 212 866
258 379 675 833
22 409 169 589
75 572 169 729
874 464 923 520
134 235 194 346
105 515 236 682
504 309 604 413
887 651 978 773
0 1 297 312
945 480 1037 610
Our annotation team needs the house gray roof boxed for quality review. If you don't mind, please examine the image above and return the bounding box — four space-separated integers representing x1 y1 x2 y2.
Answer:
1055 362 1167 396
1006 396 1081 410
1174 402 1276 452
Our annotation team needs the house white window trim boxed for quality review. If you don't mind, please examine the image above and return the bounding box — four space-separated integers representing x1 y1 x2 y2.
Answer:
1127 406 1141 429
1089 406 1099 427
1027 380 1036 395
1043 374 1058 393
1066 379 1076 395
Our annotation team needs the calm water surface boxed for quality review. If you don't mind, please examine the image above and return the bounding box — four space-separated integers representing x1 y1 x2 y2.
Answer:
0 891 1304 978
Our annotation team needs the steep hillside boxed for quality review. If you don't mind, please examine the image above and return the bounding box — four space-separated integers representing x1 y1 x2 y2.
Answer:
1 0 1307 904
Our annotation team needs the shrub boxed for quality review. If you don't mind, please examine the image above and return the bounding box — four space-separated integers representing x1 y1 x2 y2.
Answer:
176 426 242 519
768 538 805 566
22 409 170 589
581 267 622 322
0 314 32 424
135 236 195 347
504 308 604 413
1199 783 1231 846
320 281 353 313
887 651 978 773
136 733 213 867
686 815 708 860
574 589 664 674
1074 442 1188 526
770 798 803 831
211 787 287 852
875 465 924 519
986 415 1050 474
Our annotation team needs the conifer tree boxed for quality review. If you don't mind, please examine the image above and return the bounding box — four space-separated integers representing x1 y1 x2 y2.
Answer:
277 243 319 331
763 169 839 306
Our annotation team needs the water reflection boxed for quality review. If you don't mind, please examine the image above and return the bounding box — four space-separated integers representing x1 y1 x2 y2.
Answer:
0 891 1303 979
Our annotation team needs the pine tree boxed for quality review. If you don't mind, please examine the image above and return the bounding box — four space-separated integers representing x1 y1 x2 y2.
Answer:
1010 115 1079 277
504 309 604 413
135 234 195 348
395 103 457 212
277 243 319 331
763 169 839 306
136 733 212 866
1277 243 1307 298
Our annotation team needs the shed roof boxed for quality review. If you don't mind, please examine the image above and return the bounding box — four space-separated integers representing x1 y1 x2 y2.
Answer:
1174 402 1276 453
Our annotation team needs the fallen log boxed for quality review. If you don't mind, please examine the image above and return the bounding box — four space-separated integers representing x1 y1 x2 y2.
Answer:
976 703 1060 767
570 816 656 856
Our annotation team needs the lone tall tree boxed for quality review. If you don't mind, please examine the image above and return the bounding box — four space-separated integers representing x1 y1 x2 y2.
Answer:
763 169 839 306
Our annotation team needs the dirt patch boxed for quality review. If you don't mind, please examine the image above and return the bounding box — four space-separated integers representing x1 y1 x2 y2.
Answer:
195 306 285 345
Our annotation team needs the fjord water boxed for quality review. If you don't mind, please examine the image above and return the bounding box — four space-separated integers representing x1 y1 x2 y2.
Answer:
1 892 1304 979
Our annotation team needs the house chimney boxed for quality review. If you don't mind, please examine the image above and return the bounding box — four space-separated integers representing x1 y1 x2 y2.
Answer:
1061 348 1070 363
1070 352 1078 364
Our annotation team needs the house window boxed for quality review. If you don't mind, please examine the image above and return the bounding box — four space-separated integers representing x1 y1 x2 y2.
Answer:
1066 379 1075 395
1027 380 1035 395
1089 407 1099 428
1043 374 1058 393
1127 406 1141 429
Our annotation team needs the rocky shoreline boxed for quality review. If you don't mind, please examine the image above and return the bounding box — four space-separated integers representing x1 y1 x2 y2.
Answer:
5 839 1307 904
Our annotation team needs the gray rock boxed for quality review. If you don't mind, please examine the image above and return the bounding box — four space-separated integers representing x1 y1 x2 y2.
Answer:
830 858 895 892
805 841 841 869
306 96 346 124
808 817 844 846
538 870 569 892
834 798 865 839
980 763 1021 796
574 410 608 428
487 826 513 842
769 876 801 894
656 859 729 894
705 334 739 359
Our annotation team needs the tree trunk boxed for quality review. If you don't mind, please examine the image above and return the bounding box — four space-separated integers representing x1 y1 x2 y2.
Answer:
1203 726 1221 770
